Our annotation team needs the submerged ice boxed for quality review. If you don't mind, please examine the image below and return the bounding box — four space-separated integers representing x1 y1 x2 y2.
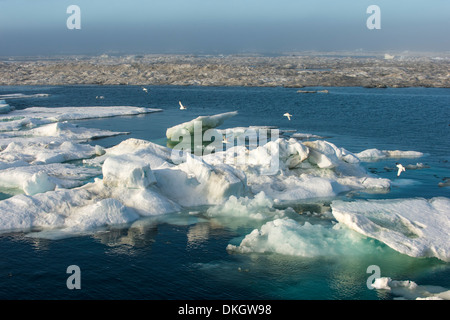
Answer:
226 217 383 257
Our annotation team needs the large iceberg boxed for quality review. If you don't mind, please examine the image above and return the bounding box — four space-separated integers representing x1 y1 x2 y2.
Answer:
331 197 450 261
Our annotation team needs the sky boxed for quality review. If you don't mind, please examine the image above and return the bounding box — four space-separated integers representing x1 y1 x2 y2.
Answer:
0 0 449 56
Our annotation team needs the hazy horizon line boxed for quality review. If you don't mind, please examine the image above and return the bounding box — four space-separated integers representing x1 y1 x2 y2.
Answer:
2 49 450 59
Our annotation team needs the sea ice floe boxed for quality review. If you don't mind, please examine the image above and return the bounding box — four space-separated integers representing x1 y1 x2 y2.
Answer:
291 132 324 140
331 197 450 261
87 138 248 207
0 106 161 131
405 162 430 170
356 148 424 160
0 93 49 100
0 184 95 232
0 115 132 170
0 177 180 235
0 163 100 191
0 138 103 167
166 111 238 140
0 109 435 243
372 277 450 300
203 136 389 201
0 104 170 235
11 121 127 141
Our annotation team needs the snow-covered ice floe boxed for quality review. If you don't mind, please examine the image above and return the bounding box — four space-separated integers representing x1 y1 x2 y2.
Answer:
372 277 450 300
0 137 104 168
0 121 127 142
0 110 440 246
0 93 50 100
0 163 100 194
331 197 450 262
291 132 325 140
0 106 161 131
0 104 166 236
356 148 424 161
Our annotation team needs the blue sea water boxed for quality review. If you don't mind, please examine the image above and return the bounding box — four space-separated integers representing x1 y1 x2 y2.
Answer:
0 85 449 300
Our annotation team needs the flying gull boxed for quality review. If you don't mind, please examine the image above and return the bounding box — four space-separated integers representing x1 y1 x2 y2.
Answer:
396 163 406 176
179 101 187 110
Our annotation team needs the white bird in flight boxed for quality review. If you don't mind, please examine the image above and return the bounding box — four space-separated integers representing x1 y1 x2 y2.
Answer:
396 163 406 176
283 113 292 120
179 101 187 110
